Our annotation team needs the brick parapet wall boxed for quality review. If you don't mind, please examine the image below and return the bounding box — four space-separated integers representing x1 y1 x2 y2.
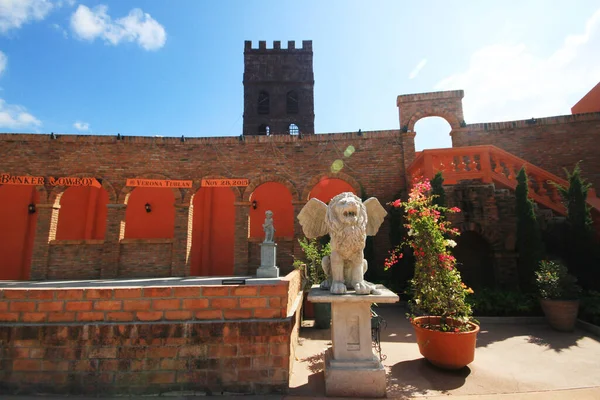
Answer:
0 271 302 395
453 115 600 190
0 270 300 324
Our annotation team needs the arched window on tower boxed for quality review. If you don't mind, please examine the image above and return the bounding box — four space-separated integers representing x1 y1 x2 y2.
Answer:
289 124 299 135
258 124 270 135
257 91 270 114
286 90 299 114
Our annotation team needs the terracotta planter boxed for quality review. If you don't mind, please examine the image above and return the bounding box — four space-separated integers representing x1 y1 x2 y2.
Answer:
412 316 480 370
540 299 580 332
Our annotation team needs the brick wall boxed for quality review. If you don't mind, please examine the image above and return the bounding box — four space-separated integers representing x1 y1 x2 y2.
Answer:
0 271 302 395
0 130 405 280
48 240 103 279
118 240 174 278
452 114 600 190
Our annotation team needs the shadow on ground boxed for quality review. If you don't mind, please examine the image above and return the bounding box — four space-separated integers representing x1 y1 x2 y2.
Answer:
386 358 471 398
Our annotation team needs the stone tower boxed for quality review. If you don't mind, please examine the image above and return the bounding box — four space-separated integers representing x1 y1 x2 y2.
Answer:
243 40 315 136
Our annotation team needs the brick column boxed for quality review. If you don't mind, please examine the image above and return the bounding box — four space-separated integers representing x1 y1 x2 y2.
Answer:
292 200 307 260
171 203 192 277
400 132 416 187
101 204 126 278
233 201 250 275
29 203 60 280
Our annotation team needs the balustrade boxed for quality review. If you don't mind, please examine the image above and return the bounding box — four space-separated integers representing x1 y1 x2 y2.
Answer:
407 145 599 216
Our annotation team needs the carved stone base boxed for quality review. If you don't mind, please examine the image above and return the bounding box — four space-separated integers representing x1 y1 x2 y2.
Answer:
256 266 279 278
324 348 386 398
257 242 279 278
308 286 398 398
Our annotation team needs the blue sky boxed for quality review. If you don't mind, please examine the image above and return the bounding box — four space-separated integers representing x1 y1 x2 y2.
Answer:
0 0 599 150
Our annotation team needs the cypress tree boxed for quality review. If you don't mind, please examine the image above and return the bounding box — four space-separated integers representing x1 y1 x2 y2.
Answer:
515 167 544 291
431 171 446 208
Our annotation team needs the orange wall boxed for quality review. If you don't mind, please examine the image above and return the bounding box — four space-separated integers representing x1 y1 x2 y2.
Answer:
0 185 38 280
309 178 356 203
56 186 108 240
190 187 235 276
572 82 600 114
124 188 175 239
249 182 294 239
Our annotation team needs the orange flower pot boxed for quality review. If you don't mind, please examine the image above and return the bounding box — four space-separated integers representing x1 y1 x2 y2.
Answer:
412 316 480 370
540 299 579 332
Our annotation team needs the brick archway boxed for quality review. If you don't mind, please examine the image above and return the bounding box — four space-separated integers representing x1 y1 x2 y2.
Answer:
396 90 465 132
301 172 361 201
243 175 299 202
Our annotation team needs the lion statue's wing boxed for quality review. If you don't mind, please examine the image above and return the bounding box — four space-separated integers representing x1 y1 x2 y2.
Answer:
297 198 329 238
364 197 387 236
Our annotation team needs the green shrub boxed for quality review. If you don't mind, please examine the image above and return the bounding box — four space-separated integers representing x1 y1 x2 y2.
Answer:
535 260 581 300
580 290 600 325
294 237 331 290
466 288 541 316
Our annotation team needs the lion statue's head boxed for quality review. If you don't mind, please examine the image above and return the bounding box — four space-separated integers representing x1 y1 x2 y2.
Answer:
325 192 368 233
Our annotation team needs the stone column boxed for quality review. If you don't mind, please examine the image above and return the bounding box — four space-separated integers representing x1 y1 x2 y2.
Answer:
171 203 192 277
101 204 126 279
308 287 399 398
233 201 250 276
29 203 60 280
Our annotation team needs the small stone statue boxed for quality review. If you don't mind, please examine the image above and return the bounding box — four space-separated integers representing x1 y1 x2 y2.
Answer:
263 210 275 243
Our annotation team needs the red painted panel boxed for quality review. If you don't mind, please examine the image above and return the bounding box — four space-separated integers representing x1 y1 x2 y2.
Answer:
309 178 355 203
0 185 38 280
124 188 175 239
190 187 235 276
249 182 294 239
56 187 109 240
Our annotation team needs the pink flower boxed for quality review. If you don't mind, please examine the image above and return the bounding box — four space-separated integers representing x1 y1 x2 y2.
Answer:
449 207 461 213
391 199 402 208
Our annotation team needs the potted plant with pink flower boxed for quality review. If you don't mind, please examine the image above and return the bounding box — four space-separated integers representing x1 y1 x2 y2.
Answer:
386 178 479 369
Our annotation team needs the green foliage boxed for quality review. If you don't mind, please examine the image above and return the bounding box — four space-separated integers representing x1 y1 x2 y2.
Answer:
535 260 581 300
294 237 331 290
515 167 544 291
551 163 598 288
580 290 600 326
466 288 541 316
431 171 446 209
386 179 475 332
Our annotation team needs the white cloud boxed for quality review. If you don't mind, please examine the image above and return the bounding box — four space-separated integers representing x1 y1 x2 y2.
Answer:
73 121 89 131
409 59 427 79
436 9 600 122
0 51 6 76
70 5 166 51
0 99 41 129
0 0 53 33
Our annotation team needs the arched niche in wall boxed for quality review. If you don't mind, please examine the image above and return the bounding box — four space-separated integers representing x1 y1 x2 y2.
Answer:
0 185 39 280
56 186 109 240
190 187 236 277
308 178 356 204
124 187 175 239
248 182 294 239
452 230 495 289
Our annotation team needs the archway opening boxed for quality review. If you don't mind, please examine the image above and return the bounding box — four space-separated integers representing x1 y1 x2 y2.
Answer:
249 182 294 239
190 187 235 276
309 178 356 203
124 188 175 239
0 185 39 280
453 230 495 289
414 117 452 152
56 186 108 240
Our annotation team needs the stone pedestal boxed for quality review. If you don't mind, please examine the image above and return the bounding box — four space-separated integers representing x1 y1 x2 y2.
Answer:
256 242 279 278
308 286 399 398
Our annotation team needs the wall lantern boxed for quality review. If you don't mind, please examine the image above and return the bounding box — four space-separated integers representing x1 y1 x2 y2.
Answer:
251 200 257 210
28 203 36 214
145 203 152 213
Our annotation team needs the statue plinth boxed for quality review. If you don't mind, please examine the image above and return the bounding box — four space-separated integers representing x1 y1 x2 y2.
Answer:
256 242 279 278
308 286 399 398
